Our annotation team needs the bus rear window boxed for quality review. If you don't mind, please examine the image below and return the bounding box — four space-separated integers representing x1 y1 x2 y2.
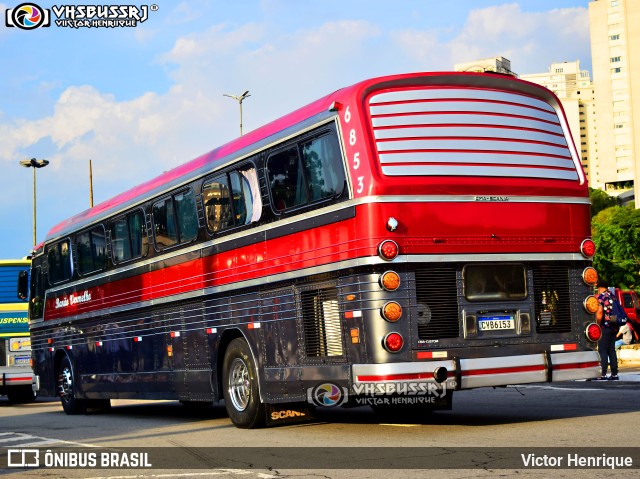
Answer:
463 264 527 301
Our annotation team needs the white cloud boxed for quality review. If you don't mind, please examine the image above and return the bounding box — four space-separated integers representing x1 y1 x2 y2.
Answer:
391 3 590 74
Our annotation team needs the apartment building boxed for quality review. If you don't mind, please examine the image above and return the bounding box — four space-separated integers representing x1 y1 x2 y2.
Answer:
520 62 597 187
589 0 639 206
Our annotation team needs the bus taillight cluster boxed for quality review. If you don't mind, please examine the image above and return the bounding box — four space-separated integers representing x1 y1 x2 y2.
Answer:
581 259 601 343
379 269 403 352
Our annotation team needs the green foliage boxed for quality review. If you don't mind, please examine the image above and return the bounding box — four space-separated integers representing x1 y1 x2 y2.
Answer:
592 205 640 289
589 188 617 218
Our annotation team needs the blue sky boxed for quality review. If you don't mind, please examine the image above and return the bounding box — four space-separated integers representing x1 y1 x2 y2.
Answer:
0 0 593 259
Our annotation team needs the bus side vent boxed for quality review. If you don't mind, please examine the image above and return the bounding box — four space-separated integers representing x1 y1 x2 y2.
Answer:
532 265 571 333
415 267 459 339
301 288 343 357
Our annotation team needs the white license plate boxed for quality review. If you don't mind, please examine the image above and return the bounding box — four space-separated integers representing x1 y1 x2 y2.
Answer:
14 356 31 366
479 317 515 331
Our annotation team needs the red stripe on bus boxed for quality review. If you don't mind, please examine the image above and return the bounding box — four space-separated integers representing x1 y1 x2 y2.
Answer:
553 361 600 370
461 364 545 377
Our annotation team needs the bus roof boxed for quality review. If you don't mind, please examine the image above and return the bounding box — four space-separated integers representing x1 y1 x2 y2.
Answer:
43 71 562 245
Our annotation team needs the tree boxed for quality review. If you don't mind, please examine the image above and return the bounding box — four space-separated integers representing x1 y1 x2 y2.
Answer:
589 187 617 218
591 206 640 289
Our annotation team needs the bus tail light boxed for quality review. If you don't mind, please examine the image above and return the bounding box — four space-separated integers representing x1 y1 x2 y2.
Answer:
584 295 599 314
378 240 398 260
381 301 402 322
582 267 598 286
586 323 602 342
380 271 400 291
581 239 596 258
383 332 404 353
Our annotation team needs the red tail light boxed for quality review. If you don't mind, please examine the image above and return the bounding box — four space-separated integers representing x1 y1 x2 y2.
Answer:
383 332 404 352
378 240 399 260
581 239 596 258
586 323 602 342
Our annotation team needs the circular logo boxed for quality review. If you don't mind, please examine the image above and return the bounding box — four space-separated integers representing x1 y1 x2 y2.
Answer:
10 3 46 30
310 382 345 407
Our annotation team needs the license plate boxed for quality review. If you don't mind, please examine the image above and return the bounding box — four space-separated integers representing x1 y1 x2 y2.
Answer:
14 356 31 366
479 315 515 331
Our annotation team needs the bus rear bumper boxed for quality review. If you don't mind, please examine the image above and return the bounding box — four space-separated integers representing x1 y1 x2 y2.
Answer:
352 351 601 391
0 371 38 391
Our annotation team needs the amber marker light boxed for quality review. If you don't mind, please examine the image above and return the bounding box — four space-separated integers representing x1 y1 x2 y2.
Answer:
584 295 599 314
381 301 402 322
378 240 399 261
380 271 400 291
582 267 598 286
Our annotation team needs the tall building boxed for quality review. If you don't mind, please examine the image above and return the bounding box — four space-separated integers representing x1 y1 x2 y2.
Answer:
589 0 640 207
520 62 597 187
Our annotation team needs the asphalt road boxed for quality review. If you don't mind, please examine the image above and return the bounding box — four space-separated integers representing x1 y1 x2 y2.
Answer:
1 365 640 478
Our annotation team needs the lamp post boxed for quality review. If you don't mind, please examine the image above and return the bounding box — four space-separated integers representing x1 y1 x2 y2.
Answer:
223 90 250 136
19 158 49 247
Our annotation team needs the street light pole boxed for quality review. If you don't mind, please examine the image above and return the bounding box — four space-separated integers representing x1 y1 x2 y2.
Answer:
19 158 49 248
223 90 250 136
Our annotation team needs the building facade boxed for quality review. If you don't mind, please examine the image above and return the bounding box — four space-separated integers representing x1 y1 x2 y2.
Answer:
520 62 597 188
589 0 639 206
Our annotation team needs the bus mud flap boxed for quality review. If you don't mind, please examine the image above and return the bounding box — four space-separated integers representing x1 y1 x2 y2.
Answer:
265 402 316 426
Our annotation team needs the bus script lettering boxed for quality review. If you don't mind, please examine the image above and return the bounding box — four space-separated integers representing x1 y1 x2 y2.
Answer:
55 291 92 309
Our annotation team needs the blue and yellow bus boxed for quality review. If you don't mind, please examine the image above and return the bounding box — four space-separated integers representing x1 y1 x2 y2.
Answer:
0 259 37 403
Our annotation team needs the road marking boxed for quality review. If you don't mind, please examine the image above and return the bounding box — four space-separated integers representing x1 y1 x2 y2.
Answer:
0 432 99 448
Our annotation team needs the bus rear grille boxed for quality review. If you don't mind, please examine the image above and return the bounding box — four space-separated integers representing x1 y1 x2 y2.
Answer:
532 264 572 333
415 267 459 339
301 287 344 357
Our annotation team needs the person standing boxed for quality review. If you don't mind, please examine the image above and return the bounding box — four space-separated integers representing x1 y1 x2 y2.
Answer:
595 279 619 380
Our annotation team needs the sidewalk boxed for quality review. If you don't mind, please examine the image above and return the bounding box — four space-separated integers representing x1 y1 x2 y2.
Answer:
616 345 640 381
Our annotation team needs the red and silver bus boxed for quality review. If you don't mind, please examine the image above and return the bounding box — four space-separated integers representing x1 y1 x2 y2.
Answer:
24 71 602 428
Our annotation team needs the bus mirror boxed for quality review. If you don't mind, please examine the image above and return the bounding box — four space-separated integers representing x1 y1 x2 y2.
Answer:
17 270 29 301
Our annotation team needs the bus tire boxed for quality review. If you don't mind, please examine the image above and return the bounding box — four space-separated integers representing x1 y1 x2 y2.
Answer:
57 356 86 415
222 338 265 429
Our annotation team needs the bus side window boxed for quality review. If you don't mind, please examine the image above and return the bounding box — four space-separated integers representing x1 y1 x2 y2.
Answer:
47 240 73 285
152 189 198 249
112 210 148 263
29 266 44 320
203 175 233 233
76 225 108 275
267 146 308 211
300 133 345 201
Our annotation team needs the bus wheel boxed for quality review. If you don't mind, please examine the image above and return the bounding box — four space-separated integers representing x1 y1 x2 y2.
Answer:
222 338 265 429
57 357 86 415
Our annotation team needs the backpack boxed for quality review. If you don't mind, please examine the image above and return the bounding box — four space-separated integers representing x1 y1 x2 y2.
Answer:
608 296 628 326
